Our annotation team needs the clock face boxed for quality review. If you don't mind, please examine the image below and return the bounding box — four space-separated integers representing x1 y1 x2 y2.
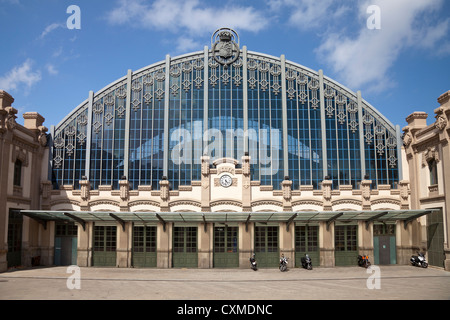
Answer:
220 174 232 187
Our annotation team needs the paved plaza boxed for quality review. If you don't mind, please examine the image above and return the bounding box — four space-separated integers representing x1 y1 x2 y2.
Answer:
0 265 449 300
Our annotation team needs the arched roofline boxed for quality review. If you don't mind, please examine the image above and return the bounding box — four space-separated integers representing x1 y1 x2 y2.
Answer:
54 48 396 133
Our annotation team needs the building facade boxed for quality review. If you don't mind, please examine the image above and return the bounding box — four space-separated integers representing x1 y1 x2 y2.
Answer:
0 29 448 272
402 91 450 270
0 90 49 272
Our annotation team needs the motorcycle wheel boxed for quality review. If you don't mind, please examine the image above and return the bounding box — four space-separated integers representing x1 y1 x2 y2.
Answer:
307 265 312 270
422 262 428 268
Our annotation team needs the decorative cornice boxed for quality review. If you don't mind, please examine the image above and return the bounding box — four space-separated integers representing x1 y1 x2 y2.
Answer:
371 198 400 206
169 200 202 208
89 199 120 207
331 199 362 206
128 200 161 208
210 200 243 208
292 199 323 207
251 199 283 207
50 198 80 207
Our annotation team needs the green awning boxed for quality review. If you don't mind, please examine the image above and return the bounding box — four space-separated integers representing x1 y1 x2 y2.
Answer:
19 209 438 231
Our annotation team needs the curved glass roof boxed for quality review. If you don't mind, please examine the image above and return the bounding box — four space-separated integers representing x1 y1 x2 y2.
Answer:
50 34 401 192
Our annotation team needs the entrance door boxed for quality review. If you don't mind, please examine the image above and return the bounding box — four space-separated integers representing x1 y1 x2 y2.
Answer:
254 226 279 267
54 223 78 266
132 226 157 268
295 225 319 267
173 226 198 268
214 226 238 268
7 210 22 268
335 225 358 266
427 209 445 268
373 224 396 265
93 226 117 266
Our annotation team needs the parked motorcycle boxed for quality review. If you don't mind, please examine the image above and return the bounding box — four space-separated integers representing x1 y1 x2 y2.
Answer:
279 254 289 272
301 254 313 270
410 252 428 268
250 254 258 271
357 254 371 268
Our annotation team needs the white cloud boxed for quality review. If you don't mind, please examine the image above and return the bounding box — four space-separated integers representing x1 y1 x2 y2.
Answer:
39 23 63 39
314 0 450 92
0 59 42 92
270 0 349 31
46 64 58 75
106 0 268 35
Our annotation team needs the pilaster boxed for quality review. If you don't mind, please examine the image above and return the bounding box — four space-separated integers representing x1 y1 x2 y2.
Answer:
201 156 210 211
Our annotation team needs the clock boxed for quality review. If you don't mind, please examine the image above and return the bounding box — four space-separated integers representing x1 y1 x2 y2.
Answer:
219 174 232 188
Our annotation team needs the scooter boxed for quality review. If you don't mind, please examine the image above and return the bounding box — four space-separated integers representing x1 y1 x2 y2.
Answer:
279 254 289 272
410 252 428 268
301 254 313 270
357 254 371 268
250 254 257 271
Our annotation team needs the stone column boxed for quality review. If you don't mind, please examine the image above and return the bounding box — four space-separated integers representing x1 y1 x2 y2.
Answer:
77 221 93 267
241 154 251 212
279 222 295 266
322 179 332 211
79 179 90 210
198 223 213 268
358 221 373 259
361 179 372 210
281 178 292 212
399 180 410 210
239 222 253 268
116 222 132 268
201 156 210 211
319 221 334 267
160 178 170 212
119 178 130 212
157 222 172 268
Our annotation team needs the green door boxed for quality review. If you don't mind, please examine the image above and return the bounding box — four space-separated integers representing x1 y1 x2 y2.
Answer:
254 226 279 267
214 226 238 268
427 209 445 268
173 226 198 268
55 223 78 266
7 210 22 268
295 225 319 267
373 224 396 265
335 225 358 266
132 226 157 268
93 226 117 266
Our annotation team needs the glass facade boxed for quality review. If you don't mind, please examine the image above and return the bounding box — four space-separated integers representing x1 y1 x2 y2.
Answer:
51 49 400 191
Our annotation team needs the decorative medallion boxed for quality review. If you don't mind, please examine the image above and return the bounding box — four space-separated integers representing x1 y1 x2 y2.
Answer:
211 28 240 67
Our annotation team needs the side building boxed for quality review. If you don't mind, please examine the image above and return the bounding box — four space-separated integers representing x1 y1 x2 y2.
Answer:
0 90 50 271
402 90 450 270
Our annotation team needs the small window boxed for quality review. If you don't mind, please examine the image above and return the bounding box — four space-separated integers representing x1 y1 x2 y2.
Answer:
429 159 438 185
13 159 22 186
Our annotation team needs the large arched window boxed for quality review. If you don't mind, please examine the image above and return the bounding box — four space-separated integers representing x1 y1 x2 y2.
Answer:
50 49 401 191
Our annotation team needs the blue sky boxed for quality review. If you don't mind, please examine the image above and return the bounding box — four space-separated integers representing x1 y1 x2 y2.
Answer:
1 0 449 130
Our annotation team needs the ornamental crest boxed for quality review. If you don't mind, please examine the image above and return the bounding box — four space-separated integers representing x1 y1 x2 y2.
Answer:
435 115 447 131
211 28 240 67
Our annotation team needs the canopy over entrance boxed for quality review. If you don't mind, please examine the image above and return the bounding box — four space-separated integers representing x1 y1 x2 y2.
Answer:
18 209 438 232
